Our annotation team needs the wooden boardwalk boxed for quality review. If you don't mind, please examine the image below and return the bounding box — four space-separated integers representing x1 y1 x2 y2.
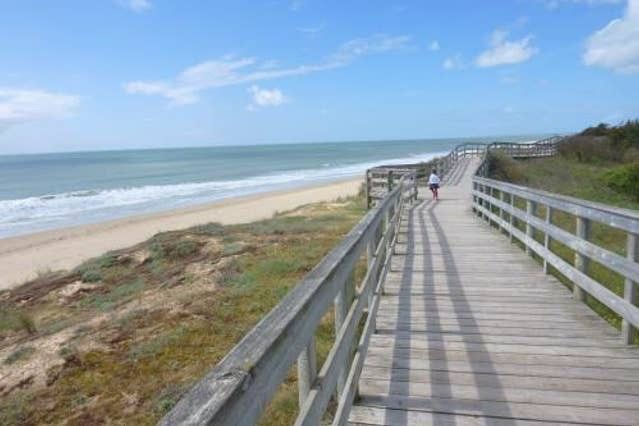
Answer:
348 158 639 426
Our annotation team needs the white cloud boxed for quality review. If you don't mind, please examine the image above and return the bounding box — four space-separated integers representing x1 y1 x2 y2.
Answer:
443 54 464 70
247 86 287 110
118 0 152 12
475 29 538 67
0 88 80 129
429 40 440 51
125 34 411 105
583 0 639 73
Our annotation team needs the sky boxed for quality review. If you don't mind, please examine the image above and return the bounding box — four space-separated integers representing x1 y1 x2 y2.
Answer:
1 0 638 154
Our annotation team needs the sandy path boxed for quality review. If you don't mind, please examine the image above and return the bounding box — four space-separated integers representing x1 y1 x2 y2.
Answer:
0 179 361 290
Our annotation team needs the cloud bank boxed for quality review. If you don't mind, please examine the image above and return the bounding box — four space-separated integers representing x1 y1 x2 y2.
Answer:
583 0 639 73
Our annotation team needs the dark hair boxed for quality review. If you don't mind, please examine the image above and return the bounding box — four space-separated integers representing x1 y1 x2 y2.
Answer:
432 169 437 174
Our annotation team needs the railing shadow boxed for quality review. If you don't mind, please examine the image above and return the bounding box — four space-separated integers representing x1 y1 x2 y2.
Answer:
423 199 516 424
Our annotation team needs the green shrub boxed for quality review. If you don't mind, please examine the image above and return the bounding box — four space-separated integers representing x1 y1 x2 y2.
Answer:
486 151 526 183
4 346 35 365
75 253 117 283
604 162 639 200
150 237 201 261
0 310 36 335
558 135 618 163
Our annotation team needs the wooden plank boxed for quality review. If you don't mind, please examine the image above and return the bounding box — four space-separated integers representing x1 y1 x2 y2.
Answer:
359 378 639 409
363 351 639 381
355 393 639 425
368 334 639 358
373 323 619 338
359 366 639 395
348 405 587 426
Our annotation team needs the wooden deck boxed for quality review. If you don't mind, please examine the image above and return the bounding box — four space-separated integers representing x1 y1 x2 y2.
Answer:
348 158 639 426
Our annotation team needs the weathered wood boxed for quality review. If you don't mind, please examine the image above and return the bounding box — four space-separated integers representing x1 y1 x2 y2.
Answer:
574 215 590 302
525 199 535 255
359 365 639 394
472 190 639 284
297 337 317 408
474 202 639 329
349 149 639 426
622 232 638 344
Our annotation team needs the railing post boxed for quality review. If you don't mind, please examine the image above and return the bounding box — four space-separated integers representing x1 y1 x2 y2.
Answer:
366 228 377 308
365 170 370 210
297 337 317 408
509 194 514 243
574 216 591 302
333 285 347 397
543 205 552 273
621 233 638 344
525 200 536 255
499 190 506 234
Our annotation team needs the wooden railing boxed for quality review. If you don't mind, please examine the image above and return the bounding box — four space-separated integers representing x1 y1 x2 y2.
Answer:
160 176 418 425
365 137 561 208
472 154 639 345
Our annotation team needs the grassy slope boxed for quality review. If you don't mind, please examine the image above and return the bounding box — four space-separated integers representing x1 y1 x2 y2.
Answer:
0 195 365 425
489 154 638 337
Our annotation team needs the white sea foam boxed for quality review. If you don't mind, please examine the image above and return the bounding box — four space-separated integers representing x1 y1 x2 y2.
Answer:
0 150 447 237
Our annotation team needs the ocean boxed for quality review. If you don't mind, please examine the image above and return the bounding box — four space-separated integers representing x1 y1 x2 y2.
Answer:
0 136 542 238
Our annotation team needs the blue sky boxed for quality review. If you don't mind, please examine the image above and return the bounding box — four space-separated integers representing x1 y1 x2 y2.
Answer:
1 0 638 154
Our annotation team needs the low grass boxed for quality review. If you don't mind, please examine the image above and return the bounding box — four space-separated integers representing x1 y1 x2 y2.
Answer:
0 194 365 425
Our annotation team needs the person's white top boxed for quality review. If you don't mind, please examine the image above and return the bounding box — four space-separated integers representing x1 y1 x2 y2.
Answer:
428 173 441 185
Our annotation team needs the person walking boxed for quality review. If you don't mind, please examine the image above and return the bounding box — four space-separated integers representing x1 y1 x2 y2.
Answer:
428 169 441 200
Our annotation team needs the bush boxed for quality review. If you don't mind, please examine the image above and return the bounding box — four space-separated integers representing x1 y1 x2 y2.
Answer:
486 151 526 183
150 237 201 261
0 310 37 335
558 135 618 163
604 162 639 200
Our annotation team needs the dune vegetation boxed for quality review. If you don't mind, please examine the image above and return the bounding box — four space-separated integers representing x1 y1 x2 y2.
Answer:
0 194 365 425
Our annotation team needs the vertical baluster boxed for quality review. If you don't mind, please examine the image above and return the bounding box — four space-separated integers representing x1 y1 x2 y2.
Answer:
525 200 536 255
509 194 514 243
499 191 506 234
364 170 370 209
574 216 591 302
297 337 317 408
333 282 347 397
543 205 552 273
621 233 638 344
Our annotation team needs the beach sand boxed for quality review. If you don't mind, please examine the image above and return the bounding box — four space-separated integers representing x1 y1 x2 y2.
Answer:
0 178 361 290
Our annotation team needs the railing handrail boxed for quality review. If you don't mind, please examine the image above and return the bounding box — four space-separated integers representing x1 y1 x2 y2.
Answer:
161 174 417 425
471 142 639 345
474 175 639 233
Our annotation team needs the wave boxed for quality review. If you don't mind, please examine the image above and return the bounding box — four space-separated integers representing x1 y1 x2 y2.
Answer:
0 150 447 236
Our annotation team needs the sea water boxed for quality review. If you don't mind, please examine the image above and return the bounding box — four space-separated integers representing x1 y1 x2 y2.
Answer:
0 136 543 238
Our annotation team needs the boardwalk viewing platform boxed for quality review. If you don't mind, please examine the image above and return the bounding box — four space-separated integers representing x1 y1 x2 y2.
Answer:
162 140 639 426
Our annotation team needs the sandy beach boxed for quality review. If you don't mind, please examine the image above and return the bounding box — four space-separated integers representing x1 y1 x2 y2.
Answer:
0 178 361 290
